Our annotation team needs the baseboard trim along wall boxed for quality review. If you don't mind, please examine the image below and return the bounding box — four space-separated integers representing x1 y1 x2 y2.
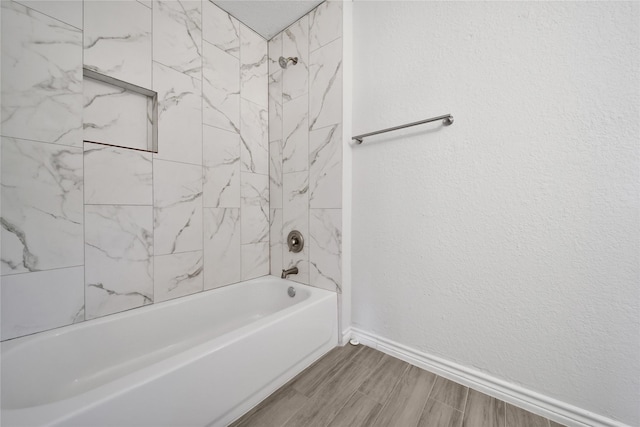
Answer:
340 327 353 346
349 327 631 427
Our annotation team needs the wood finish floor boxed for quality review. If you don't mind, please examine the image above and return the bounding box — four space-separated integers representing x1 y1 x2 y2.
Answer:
230 345 565 427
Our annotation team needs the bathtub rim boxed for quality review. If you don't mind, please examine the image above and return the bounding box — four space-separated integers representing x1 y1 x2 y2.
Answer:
1 276 337 426
2 275 324 349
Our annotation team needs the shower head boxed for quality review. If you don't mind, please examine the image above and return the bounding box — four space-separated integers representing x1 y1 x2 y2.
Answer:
279 56 298 69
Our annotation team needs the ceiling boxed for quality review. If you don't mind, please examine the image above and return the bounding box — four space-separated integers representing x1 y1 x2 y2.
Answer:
214 0 324 40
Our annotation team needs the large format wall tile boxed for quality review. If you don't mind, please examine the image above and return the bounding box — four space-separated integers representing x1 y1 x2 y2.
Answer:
240 98 268 175
203 41 240 133
241 173 269 244
203 1 239 58
83 77 150 151
153 160 203 255
240 24 268 109
1 1 82 147
269 71 283 142
1 137 83 275
85 205 153 319
1 267 84 340
153 0 202 80
309 0 342 52
282 16 309 102
14 0 83 29
2 0 340 341
203 125 240 208
283 94 309 174
154 251 203 302
310 209 342 292
283 171 310 284
310 123 342 208
270 140 283 209
309 38 343 131
84 143 152 205
268 33 283 76
241 242 269 280
270 209 283 276
84 1 152 87
153 62 203 165
204 208 241 289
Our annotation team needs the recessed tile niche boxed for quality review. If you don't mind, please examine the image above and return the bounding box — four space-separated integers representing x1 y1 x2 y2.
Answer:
83 68 158 153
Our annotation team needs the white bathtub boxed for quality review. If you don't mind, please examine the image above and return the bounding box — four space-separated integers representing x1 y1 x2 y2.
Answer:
1 276 338 426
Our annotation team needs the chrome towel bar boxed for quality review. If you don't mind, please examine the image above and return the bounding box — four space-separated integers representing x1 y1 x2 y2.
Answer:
352 114 454 144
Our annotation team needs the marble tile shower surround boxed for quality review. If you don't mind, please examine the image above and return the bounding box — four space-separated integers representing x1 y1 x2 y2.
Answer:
0 0 272 340
0 0 342 340
268 0 343 293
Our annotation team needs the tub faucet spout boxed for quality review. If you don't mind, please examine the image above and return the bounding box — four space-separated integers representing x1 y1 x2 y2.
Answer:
281 267 298 279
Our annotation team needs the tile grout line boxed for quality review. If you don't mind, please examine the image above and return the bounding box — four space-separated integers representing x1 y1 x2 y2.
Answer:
460 387 470 424
150 0 156 307
366 361 411 426
277 388 308 427
322 348 390 427
200 0 205 294
238 19 244 279
321 388 360 427
12 0 82 31
306 12 311 288
413 369 440 427
82 0 87 323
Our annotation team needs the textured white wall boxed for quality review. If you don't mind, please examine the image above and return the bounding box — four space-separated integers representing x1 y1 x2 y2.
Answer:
351 2 639 425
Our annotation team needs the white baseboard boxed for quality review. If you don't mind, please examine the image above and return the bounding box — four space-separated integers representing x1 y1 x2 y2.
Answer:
350 327 629 427
340 327 353 346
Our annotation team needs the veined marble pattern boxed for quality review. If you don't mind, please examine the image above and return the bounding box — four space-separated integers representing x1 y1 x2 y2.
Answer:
282 172 309 244
283 94 309 174
138 1 152 8
240 24 268 109
1 267 84 340
241 242 269 280
204 208 241 289
84 1 152 87
203 41 240 133
153 159 203 256
14 0 83 29
268 33 283 76
270 209 283 276
270 140 283 209
309 0 342 52
241 173 269 244
85 205 153 319
203 125 240 208
269 71 283 142
240 98 268 175
84 143 152 205
154 251 203 302
1 1 82 147
310 123 342 208
284 243 309 285
83 77 150 152
310 209 342 292
203 1 239 58
283 15 309 102
283 171 310 284
1 137 83 275
153 62 203 165
153 0 202 80
309 38 343 131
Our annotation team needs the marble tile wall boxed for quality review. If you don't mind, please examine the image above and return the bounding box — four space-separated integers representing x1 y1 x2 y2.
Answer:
268 1 343 293
1 0 269 340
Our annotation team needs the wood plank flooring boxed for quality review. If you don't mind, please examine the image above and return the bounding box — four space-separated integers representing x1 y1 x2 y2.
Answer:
230 345 565 427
